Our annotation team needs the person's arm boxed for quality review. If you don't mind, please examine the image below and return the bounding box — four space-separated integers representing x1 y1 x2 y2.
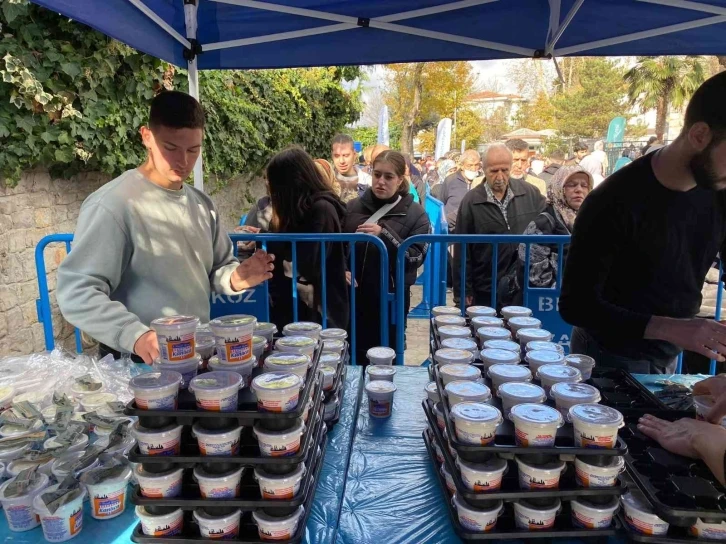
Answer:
57 203 149 354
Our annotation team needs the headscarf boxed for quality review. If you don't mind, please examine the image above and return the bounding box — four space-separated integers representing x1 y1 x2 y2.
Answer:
547 165 593 232
437 159 456 182
578 154 604 185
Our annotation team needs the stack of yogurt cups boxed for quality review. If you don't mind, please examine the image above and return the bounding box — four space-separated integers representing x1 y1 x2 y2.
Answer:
364 347 397 419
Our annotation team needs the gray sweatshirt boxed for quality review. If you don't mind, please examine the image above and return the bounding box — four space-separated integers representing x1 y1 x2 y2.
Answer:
57 169 240 354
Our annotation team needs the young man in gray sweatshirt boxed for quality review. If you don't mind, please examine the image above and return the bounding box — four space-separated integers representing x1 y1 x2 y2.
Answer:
57 91 275 364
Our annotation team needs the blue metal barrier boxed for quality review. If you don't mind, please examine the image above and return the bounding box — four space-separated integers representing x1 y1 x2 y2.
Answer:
409 195 448 318
34 232 389 366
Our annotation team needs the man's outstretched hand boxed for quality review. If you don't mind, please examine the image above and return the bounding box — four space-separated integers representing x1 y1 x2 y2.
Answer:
134 330 159 365
231 249 275 291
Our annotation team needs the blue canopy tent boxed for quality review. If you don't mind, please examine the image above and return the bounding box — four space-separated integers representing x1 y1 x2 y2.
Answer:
30 0 726 191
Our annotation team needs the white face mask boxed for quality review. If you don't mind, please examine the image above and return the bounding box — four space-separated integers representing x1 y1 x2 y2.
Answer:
463 169 478 181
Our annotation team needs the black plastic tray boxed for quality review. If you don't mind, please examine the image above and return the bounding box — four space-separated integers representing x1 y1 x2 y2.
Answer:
129 384 324 474
424 412 625 505
130 437 324 544
130 416 326 513
125 349 322 431
425 431 622 541
616 512 712 543
325 366 347 429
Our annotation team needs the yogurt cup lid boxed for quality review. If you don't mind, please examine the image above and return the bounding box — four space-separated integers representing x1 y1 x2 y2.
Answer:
569 404 624 426
526 341 563 353
478 327 511 339
488 364 532 380
253 505 304 524
435 349 473 363
367 347 395 359
438 325 471 337
471 316 504 327
209 315 257 327
537 364 581 380
320 353 342 365
501 306 532 317
254 463 305 481
265 353 310 367
498 382 546 401
196 336 215 348
277 336 317 348
451 402 501 424
458 456 507 473
551 382 600 402
425 382 438 395
130 371 182 390
284 322 322 332
320 328 347 339
254 419 304 437
151 315 199 327
516 455 565 471
208 356 256 370
135 465 183 479
453 494 504 514
441 338 478 351
445 381 490 399
466 306 497 316
564 354 596 368
517 328 553 340
483 340 520 352
194 508 242 522
510 403 562 425
0 472 49 499
365 381 397 394
252 336 267 346
480 348 519 364
573 496 619 512
81 465 132 485
193 422 243 436
322 339 345 350
435 315 465 324
255 322 278 334
190 371 243 390
320 366 336 379
252 372 302 391
134 421 182 436
440 364 480 380
526 350 565 365
509 317 541 327
432 306 461 315
193 465 244 480
367 366 396 377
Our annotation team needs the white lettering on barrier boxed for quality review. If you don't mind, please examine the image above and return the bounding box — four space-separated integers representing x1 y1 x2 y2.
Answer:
211 290 256 304
537 297 560 312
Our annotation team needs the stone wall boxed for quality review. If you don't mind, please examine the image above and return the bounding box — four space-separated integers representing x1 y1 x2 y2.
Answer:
0 170 264 357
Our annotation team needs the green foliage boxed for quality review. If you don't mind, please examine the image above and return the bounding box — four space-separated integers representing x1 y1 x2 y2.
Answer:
350 124 401 151
541 135 571 157
0 1 360 186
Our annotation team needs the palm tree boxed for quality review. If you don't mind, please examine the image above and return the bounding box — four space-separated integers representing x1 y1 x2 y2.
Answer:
624 56 706 141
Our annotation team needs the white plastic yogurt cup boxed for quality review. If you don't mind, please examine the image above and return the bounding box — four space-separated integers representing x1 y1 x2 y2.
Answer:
480 348 520 370
441 338 479 355
525 350 565 376
254 420 305 457
151 315 199 363
196 335 217 362
621 491 669 535
51 452 100 482
508 317 542 335
517 328 554 346
253 505 305 541
441 465 457 495
190 371 243 412
501 306 533 320
0 419 44 438
513 498 561 530
434 402 446 432
367 346 396 365
0 443 30 463
275 335 317 359
466 306 497 318
691 518 726 540
209 314 257 363
33 484 86 542
537 364 582 396
440 364 481 386
425 382 440 403
0 472 50 532
252 372 302 413
435 348 474 366
432 306 461 317
366 381 397 418
526 341 565 354
564 354 596 380
575 456 624 487
135 466 183 498
488 364 532 391
79 392 117 414
8 458 53 478
497 382 546 417
132 422 183 456
516 455 566 489
194 508 242 539
569 404 624 449
471 316 504 330
477 327 512 343
252 336 267 361
509 404 563 447
129 371 182 410
552 383 601 420
453 494 503 532
255 463 305 499
207 357 256 388
321 339 345 355
264 353 310 382
254 322 278 348
450 402 502 445
446 381 491 407
44 433 89 454
320 328 347 341
320 366 336 391
136 506 184 537
571 496 619 529
435 315 467 327
367 365 396 382
320 352 343 369
456 456 508 492
81 465 132 520
693 395 726 426
324 395 339 422
483 339 520 353
194 466 244 499
193 423 243 456
153 356 200 390
283 321 322 340
438 326 472 341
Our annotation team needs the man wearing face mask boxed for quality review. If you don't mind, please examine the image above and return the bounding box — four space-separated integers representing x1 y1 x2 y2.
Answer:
453 145 546 307
560 72 726 374
439 149 482 233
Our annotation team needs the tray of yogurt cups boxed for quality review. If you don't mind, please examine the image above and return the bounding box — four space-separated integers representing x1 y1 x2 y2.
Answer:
424 431 623 540
128 381 324 473
324 365 347 428
131 437 325 543
130 420 327 513
424 407 626 504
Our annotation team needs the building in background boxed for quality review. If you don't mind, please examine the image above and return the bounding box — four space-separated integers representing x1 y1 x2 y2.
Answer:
464 91 528 125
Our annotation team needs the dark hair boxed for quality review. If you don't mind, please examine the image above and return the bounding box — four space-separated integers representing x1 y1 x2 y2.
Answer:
505 139 529 153
266 146 338 232
683 71 726 139
647 136 657 144
573 141 588 153
149 91 205 130
331 133 355 149
372 150 410 196
550 149 565 161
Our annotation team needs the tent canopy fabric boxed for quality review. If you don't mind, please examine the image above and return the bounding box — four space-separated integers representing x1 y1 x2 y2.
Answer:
31 0 726 70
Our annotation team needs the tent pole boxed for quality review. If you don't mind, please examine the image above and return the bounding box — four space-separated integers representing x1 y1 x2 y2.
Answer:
127 0 191 47
638 0 726 16
184 0 203 192
546 0 584 54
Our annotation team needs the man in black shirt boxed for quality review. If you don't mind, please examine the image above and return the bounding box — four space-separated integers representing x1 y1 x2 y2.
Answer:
560 72 726 373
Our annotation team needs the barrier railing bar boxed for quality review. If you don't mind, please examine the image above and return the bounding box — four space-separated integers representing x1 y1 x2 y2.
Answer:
320 241 327 329
712 261 724 375
350 244 356 366
556 242 565 290
291 242 299 322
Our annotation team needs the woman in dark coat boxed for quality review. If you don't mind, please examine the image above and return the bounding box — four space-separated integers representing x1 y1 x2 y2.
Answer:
344 150 430 363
